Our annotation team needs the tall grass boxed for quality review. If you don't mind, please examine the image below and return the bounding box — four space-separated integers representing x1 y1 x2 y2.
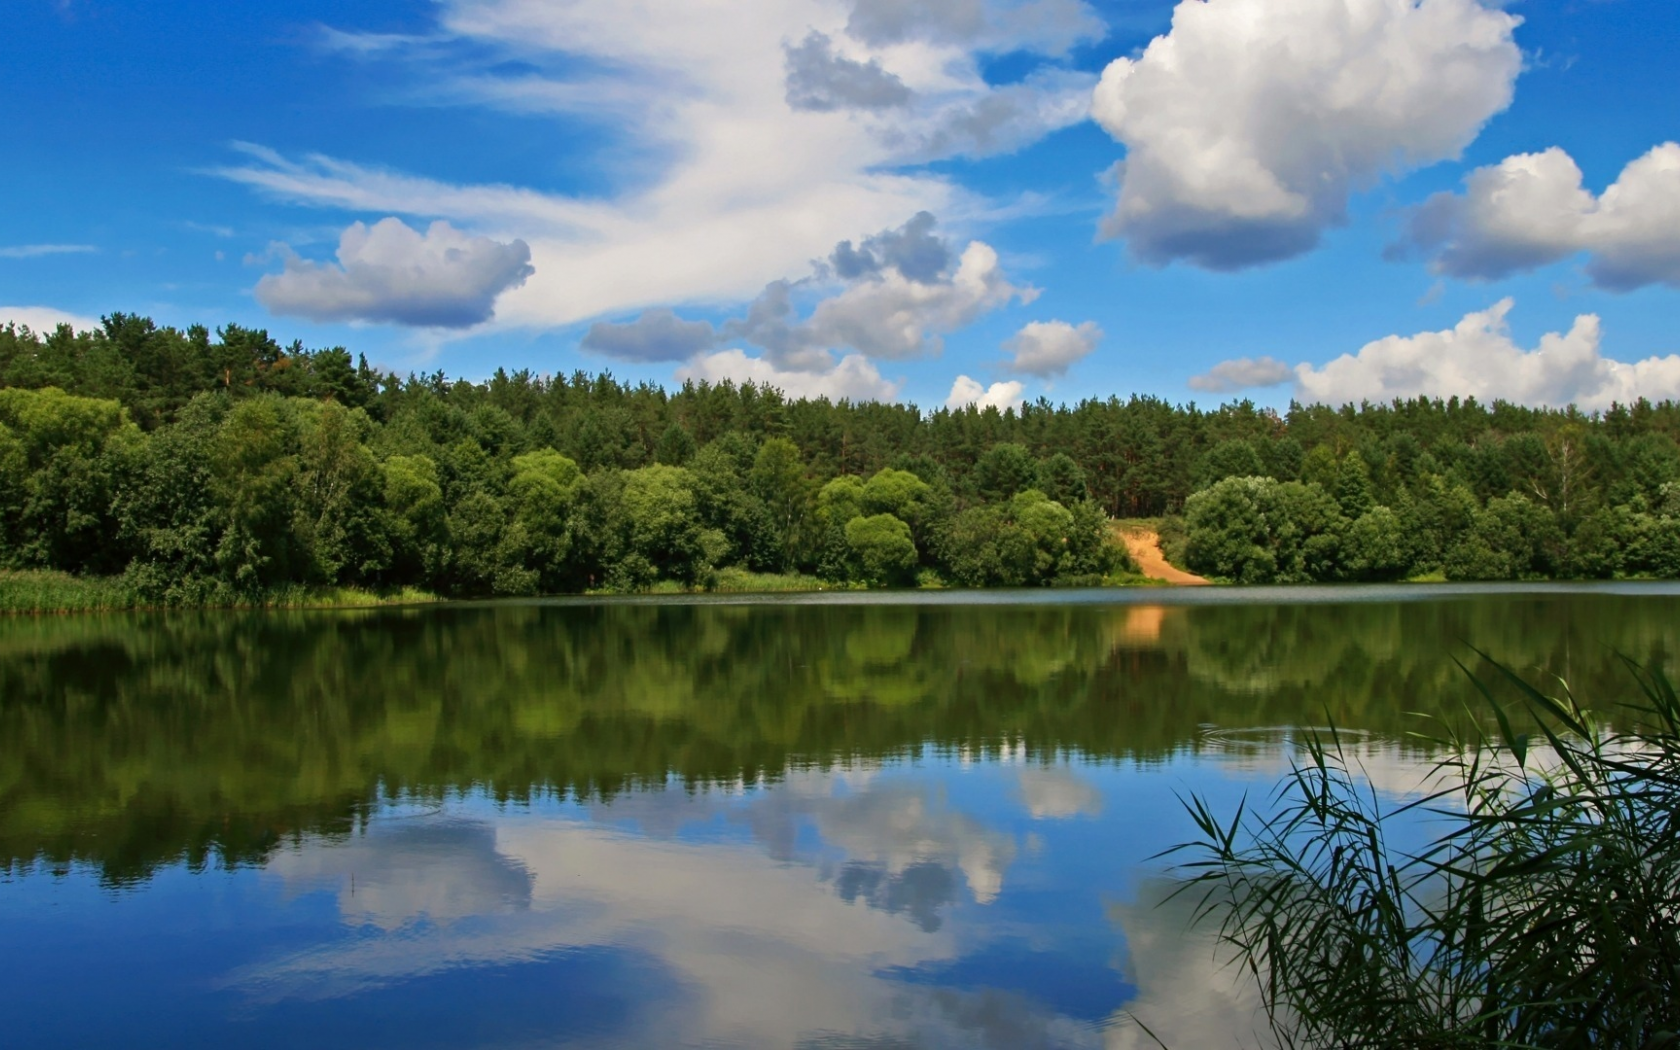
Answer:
1173 653 1680 1048
0 570 436 615
251 584 439 609
708 567 836 593
0 570 138 613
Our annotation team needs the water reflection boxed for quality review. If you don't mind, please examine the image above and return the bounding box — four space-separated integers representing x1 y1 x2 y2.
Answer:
2 588 1678 1047
1107 878 1276 1050
6 588 1677 884
219 761 1114 1048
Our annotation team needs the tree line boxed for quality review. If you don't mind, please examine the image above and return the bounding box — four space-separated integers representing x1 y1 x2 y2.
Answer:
4 313 1680 597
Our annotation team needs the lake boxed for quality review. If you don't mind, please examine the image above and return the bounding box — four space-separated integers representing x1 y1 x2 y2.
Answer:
3 584 1678 1049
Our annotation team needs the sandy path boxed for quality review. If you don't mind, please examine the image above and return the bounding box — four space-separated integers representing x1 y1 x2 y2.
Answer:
1118 528 1210 585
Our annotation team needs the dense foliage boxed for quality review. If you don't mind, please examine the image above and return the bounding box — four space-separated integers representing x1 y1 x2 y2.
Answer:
0 316 1130 600
6 313 1680 594
1179 657 1680 1047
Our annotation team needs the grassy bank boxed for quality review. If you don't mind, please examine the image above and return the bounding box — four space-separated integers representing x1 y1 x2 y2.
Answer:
621 569 846 596
0 571 140 614
0 570 438 616
611 566 1171 596
2 564 1176 614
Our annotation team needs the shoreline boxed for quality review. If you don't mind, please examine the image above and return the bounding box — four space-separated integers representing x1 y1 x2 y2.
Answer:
7 571 1680 616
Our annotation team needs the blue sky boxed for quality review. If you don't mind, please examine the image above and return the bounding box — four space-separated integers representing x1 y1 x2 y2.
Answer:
3 0 1678 411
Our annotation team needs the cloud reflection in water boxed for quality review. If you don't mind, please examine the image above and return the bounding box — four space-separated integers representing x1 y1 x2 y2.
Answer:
235 760 1115 1048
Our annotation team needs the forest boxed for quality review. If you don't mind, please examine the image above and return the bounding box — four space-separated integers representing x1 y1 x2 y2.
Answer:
3 313 1680 603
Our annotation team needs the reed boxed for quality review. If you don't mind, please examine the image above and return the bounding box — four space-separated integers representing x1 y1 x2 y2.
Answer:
1173 653 1680 1048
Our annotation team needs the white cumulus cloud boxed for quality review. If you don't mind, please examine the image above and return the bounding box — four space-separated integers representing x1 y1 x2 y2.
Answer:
725 218 1035 372
1003 319 1100 377
0 306 103 334
1187 356 1295 393
254 217 534 328
1091 0 1521 269
679 348 901 402
945 374 1026 411
1400 143 1680 290
802 240 1031 360
1289 299 1680 409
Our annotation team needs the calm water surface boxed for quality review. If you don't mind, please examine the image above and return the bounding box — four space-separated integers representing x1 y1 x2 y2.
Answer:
3 585 1678 1048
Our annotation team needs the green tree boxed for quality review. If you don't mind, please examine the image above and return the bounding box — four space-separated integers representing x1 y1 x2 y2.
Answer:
815 474 867 581
845 513 917 586
294 401 389 585
603 465 720 588
1332 451 1375 519
446 489 532 595
506 448 586 591
751 437 811 572
1565 505 1631 579
654 422 696 466
0 386 142 573
1341 506 1409 581
383 454 448 587
1196 439 1265 489
209 396 299 593
1183 476 1345 584
1035 452 1088 505
973 442 1037 500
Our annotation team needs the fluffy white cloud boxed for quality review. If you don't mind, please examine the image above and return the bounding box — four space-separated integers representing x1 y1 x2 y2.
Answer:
678 348 900 402
1092 0 1521 269
1287 300 1680 409
1187 355 1295 393
221 0 1101 329
580 309 719 362
255 217 533 328
804 240 1031 359
726 219 1034 371
1401 143 1680 290
945 374 1026 411
1003 319 1100 377
0 305 103 333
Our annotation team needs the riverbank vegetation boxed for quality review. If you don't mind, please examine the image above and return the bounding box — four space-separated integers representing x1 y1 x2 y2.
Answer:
4 313 1680 603
1177 656 1680 1047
